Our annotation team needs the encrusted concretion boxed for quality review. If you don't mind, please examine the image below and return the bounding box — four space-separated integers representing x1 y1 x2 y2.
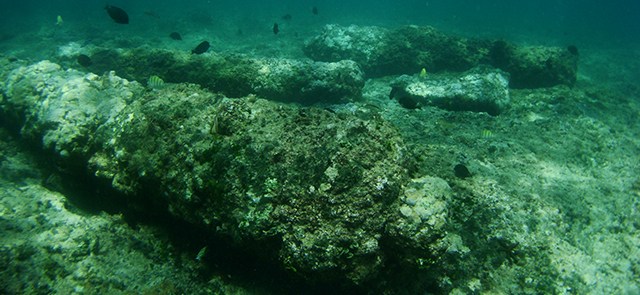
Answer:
391 66 510 115
0 60 448 285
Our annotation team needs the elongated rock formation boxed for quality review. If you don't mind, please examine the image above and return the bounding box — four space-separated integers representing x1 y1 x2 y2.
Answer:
0 59 451 286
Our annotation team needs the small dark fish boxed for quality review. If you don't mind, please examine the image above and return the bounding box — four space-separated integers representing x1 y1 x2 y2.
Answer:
312 7 318 15
322 107 336 114
191 41 210 54
273 23 279 35
398 96 420 109
237 28 243 35
143 10 160 19
104 5 129 24
169 32 182 40
81 39 92 47
454 164 472 179
77 54 92 67
389 87 400 99
282 14 292 20
567 45 579 56
545 58 554 70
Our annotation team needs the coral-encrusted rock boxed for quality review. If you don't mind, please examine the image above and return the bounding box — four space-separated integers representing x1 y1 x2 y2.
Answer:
304 24 491 78
74 48 365 105
386 175 452 264
304 24 577 89
381 25 491 77
96 94 416 284
0 61 142 158
489 40 578 89
1 60 451 286
390 66 510 115
302 24 389 70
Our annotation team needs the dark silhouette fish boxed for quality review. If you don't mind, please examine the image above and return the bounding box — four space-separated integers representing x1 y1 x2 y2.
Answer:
77 54 92 67
312 7 318 15
143 10 160 19
398 96 420 109
191 41 210 54
454 164 472 179
104 5 129 24
282 14 292 20
389 87 400 99
567 45 579 56
81 39 92 47
169 32 182 40
273 23 279 35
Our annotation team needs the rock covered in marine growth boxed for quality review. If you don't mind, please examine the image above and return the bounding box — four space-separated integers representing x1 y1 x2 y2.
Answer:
0 60 142 158
302 24 389 71
387 175 451 251
0 168 204 294
0 60 451 286
390 66 510 115
61 47 365 105
304 24 578 88
88 93 424 285
489 40 578 89
303 24 490 78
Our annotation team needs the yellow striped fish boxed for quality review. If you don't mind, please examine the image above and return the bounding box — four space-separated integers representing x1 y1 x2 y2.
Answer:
147 75 165 89
480 129 494 138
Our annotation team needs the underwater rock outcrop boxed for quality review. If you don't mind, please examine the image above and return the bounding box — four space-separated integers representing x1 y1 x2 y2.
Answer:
303 24 578 88
304 24 489 79
0 59 451 286
65 47 365 105
489 40 578 89
390 66 511 115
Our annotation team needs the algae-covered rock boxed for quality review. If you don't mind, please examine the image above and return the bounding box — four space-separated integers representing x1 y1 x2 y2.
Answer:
386 175 452 265
92 92 415 284
380 25 491 77
73 47 365 105
304 24 490 78
302 24 389 70
1 60 450 286
390 66 510 115
490 40 578 89
304 24 577 88
0 60 143 158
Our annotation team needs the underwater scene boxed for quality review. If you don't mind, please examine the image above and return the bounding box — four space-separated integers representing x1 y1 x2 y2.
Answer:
0 0 639 294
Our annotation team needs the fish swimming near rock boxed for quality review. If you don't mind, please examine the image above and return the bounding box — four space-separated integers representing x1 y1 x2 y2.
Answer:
389 87 400 100
398 96 421 109
273 23 279 34
55 15 63 26
77 54 92 67
191 41 210 54
480 129 494 138
169 32 182 40
454 164 472 179
104 5 129 24
567 45 579 56
419 68 427 78
147 75 165 88
81 39 92 47
195 246 208 262
389 86 421 109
